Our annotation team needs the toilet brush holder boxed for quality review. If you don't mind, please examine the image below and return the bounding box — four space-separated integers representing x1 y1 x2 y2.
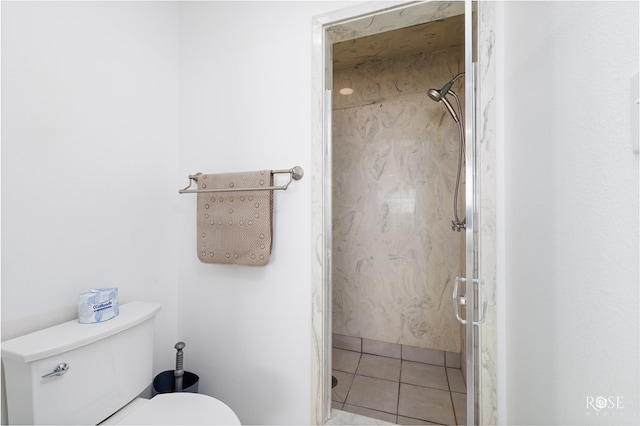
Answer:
152 341 199 396
152 370 199 395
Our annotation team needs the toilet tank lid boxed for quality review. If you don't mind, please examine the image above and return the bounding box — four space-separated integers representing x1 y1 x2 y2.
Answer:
1 301 161 363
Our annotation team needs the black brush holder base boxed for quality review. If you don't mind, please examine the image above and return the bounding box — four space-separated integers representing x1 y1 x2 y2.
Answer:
152 371 199 396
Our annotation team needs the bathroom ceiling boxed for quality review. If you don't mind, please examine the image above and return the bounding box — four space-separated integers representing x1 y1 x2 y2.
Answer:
333 13 465 69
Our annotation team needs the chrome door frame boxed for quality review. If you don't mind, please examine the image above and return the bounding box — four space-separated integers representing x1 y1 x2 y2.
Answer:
464 1 480 424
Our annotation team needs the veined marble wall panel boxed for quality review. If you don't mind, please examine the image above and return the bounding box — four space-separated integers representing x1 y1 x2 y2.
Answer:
477 2 498 424
333 47 463 110
332 46 464 353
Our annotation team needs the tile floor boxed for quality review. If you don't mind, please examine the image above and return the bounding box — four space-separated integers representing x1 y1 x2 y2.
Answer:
332 335 466 425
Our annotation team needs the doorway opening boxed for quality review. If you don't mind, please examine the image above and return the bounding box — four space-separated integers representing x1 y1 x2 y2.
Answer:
310 1 483 424
330 14 467 425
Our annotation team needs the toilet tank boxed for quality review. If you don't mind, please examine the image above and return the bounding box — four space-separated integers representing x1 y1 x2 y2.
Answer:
1 301 161 425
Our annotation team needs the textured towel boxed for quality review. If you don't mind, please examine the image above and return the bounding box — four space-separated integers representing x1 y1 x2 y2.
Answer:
196 170 273 266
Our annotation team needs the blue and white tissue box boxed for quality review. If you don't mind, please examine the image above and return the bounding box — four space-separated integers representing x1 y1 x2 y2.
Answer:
78 288 119 324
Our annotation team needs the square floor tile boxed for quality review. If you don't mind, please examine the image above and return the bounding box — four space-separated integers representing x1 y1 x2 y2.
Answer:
451 392 467 425
396 416 440 425
332 370 354 403
398 383 455 425
356 354 401 382
401 361 449 391
342 404 397 424
345 375 399 414
333 348 361 373
446 368 466 393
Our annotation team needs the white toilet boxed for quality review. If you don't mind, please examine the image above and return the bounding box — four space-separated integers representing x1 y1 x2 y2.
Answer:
1 301 240 425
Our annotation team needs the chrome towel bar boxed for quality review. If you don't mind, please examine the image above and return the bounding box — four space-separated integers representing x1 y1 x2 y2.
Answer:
178 166 304 194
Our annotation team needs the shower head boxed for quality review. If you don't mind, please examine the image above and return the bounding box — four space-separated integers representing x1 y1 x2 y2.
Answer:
429 72 464 100
427 88 443 102
428 89 460 123
428 72 465 123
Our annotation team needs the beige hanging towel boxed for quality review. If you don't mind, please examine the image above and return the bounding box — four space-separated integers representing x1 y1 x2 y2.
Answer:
196 170 273 266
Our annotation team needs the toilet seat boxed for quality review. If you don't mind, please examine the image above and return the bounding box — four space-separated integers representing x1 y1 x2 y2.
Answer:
112 393 241 425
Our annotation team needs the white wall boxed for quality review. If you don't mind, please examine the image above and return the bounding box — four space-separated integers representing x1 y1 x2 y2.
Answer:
2 1 363 425
177 2 356 424
1 0 180 422
500 1 639 424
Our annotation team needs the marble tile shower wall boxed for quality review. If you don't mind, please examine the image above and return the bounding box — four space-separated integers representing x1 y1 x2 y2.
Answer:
332 45 465 353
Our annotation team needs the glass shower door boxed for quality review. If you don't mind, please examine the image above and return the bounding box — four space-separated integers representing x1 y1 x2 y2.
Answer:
463 1 483 425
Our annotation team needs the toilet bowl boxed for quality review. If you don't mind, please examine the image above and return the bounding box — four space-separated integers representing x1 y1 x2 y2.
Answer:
1 301 241 425
102 393 240 425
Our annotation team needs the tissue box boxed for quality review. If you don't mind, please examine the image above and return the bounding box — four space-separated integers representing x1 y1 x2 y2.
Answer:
78 288 119 324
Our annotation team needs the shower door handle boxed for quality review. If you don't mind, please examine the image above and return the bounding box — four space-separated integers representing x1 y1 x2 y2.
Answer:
453 277 488 326
453 277 467 325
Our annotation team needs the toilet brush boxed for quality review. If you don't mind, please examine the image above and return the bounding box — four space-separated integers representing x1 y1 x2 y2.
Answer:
174 342 185 391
